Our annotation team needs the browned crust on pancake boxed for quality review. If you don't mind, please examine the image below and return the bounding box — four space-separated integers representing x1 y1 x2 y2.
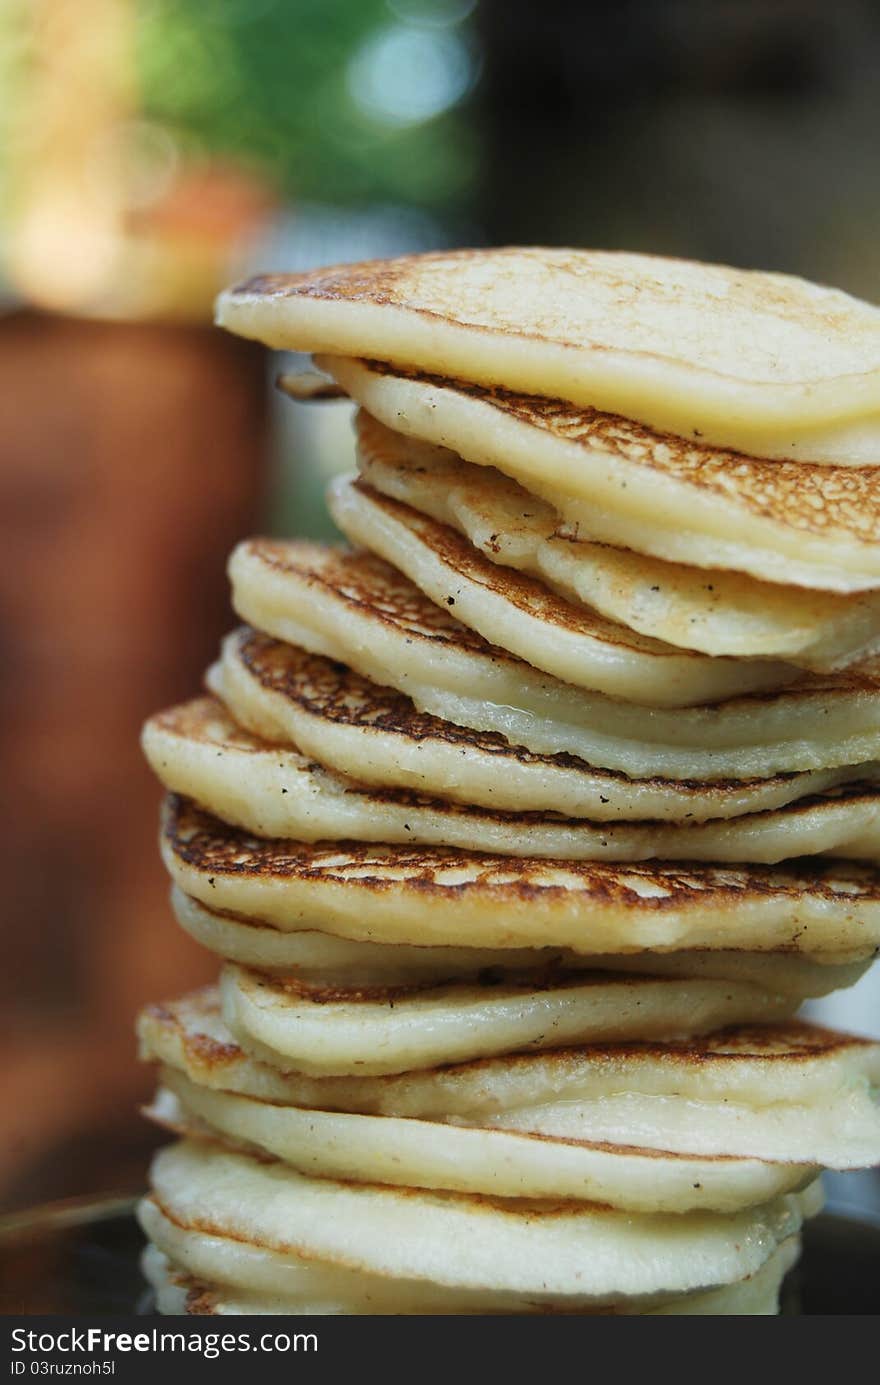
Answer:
141 991 878 1161
150 697 293 756
162 795 880 908
236 259 451 310
346 478 674 653
154 694 880 830
248 538 492 653
359 359 880 542
141 995 242 1066
238 540 880 693
241 965 702 1007
147 695 628 825
229 625 810 796
158 1256 220 1316
275 369 346 400
229 250 880 386
184 1286 219 1316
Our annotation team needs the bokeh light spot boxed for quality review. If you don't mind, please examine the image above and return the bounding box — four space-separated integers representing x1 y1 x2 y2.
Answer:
348 23 476 127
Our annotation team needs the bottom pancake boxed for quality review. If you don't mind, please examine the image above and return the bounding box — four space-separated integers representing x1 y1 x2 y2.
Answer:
142 1237 800 1316
141 1140 818 1306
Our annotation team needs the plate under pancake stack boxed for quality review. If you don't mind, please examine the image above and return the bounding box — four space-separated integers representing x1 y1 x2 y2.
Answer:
138 249 880 1315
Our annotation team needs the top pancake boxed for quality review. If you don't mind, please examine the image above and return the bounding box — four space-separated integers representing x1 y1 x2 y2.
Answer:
215 249 880 463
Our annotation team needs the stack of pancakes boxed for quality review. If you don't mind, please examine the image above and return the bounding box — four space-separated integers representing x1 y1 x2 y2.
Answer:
137 249 880 1315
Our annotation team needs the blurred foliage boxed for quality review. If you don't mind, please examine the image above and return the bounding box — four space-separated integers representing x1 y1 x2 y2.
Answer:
0 0 478 223
134 0 478 208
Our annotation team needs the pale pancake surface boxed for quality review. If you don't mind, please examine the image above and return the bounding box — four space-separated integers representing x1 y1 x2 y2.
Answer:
147 1140 815 1299
215 249 880 462
217 962 796 1075
228 540 880 779
142 993 880 1167
169 893 876 994
160 795 880 955
140 1221 801 1316
355 411 880 668
320 357 880 592
140 991 880 1181
214 627 870 821
149 1074 808 1214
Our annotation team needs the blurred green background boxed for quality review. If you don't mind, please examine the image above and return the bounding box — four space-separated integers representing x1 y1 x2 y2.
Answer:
135 0 480 212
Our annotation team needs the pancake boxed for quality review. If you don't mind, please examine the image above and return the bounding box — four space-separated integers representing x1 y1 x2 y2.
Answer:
139 992 880 1168
316 357 880 593
145 1140 817 1300
148 1074 810 1214
328 473 795 705
276 368 346 401
143 698 880 865
140 1222 801 1316
354 411 880 669
212 627 867 821
142 1002 880 1174
140 992 860 1204
143 246 880 1319
141 1234 634 1316
169 892 876 994
214 249 880 463
161 795 880 956
217 962 796 1076
228 541 880 779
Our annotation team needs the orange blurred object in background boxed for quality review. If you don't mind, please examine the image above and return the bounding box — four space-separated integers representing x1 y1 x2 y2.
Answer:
0 312 269 1213
0 0 273 1211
